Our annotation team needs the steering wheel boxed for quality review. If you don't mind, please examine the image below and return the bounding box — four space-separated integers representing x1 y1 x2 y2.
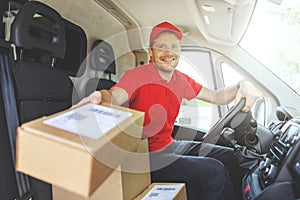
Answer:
202 98 246 144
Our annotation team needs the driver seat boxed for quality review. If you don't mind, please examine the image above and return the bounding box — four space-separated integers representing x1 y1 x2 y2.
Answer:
85 40 116 96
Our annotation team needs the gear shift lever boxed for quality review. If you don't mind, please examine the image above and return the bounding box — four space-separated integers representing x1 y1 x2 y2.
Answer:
246 118 259 146
221 126 264 171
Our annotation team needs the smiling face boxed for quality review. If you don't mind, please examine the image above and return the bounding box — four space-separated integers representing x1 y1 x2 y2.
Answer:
148 31 181 74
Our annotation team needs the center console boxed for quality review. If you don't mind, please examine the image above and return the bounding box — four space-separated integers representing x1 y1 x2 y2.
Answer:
242 117 300 200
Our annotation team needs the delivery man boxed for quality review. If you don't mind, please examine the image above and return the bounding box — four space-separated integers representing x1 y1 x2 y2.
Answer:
75 21 260 199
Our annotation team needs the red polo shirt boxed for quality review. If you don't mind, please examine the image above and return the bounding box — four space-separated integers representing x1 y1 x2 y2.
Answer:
114 64 202 152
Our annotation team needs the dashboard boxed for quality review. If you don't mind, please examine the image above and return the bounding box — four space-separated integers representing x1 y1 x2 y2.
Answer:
242 117 300 200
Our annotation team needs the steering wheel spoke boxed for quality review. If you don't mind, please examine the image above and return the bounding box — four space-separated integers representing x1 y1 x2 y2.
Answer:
202 98 246 144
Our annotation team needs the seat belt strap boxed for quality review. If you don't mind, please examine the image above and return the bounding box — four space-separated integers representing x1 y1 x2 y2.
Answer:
0 41 32 199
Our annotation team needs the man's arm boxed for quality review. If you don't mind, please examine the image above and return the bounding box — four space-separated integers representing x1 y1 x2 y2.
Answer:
196 80 260 112
71 87 129 108
108 87 129 105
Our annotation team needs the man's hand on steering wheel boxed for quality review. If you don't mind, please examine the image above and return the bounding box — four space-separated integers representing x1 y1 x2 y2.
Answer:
234 80 261 112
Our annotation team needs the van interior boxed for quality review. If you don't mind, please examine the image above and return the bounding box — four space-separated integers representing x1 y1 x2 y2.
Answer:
1 0 300 199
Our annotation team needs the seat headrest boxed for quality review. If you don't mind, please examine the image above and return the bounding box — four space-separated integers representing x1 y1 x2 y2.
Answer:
90 40 116 74
10 1 66 59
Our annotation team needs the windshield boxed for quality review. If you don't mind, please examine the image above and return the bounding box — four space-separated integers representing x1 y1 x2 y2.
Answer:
240 0 300 95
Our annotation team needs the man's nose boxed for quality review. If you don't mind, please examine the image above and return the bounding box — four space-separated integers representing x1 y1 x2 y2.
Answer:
162 47 178 54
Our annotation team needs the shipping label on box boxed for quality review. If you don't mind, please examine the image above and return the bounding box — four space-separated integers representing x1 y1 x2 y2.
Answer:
43 103 132 140
134 183 187 200
142 184 182 199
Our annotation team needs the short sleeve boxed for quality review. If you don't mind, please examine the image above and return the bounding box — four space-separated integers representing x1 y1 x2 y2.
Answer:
113 70 136 97
179 72 202 100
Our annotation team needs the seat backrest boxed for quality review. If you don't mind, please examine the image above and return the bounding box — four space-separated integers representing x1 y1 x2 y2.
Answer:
90 40 116 75
9 1 76 199
10 1 74 123
85 40 116 96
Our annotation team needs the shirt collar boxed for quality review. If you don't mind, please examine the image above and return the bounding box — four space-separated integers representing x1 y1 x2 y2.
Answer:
148 63 177 84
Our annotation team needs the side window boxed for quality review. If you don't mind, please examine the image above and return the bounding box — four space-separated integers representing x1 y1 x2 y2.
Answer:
221 62 266 125
221 62 244 107
176 50 216 131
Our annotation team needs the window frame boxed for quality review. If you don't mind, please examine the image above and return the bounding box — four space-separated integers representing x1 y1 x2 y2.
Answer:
175 46 221 131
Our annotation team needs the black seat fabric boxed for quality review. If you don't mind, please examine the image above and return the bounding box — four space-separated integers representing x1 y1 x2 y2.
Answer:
12 61 73 122
85 40 116 96
9 1 76 199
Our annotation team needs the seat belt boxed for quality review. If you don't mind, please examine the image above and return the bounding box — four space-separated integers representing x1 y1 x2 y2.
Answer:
0 41 32 199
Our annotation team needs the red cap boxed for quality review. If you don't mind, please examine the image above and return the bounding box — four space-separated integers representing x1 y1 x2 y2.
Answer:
149 22 183 44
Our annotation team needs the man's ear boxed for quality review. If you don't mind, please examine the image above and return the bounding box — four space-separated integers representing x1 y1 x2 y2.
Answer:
148 47 153 58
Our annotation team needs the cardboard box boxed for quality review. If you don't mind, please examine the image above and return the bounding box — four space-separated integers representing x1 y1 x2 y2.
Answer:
16 102 145 197
134 183 187 200
53 140 152 200
53 168 151 200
